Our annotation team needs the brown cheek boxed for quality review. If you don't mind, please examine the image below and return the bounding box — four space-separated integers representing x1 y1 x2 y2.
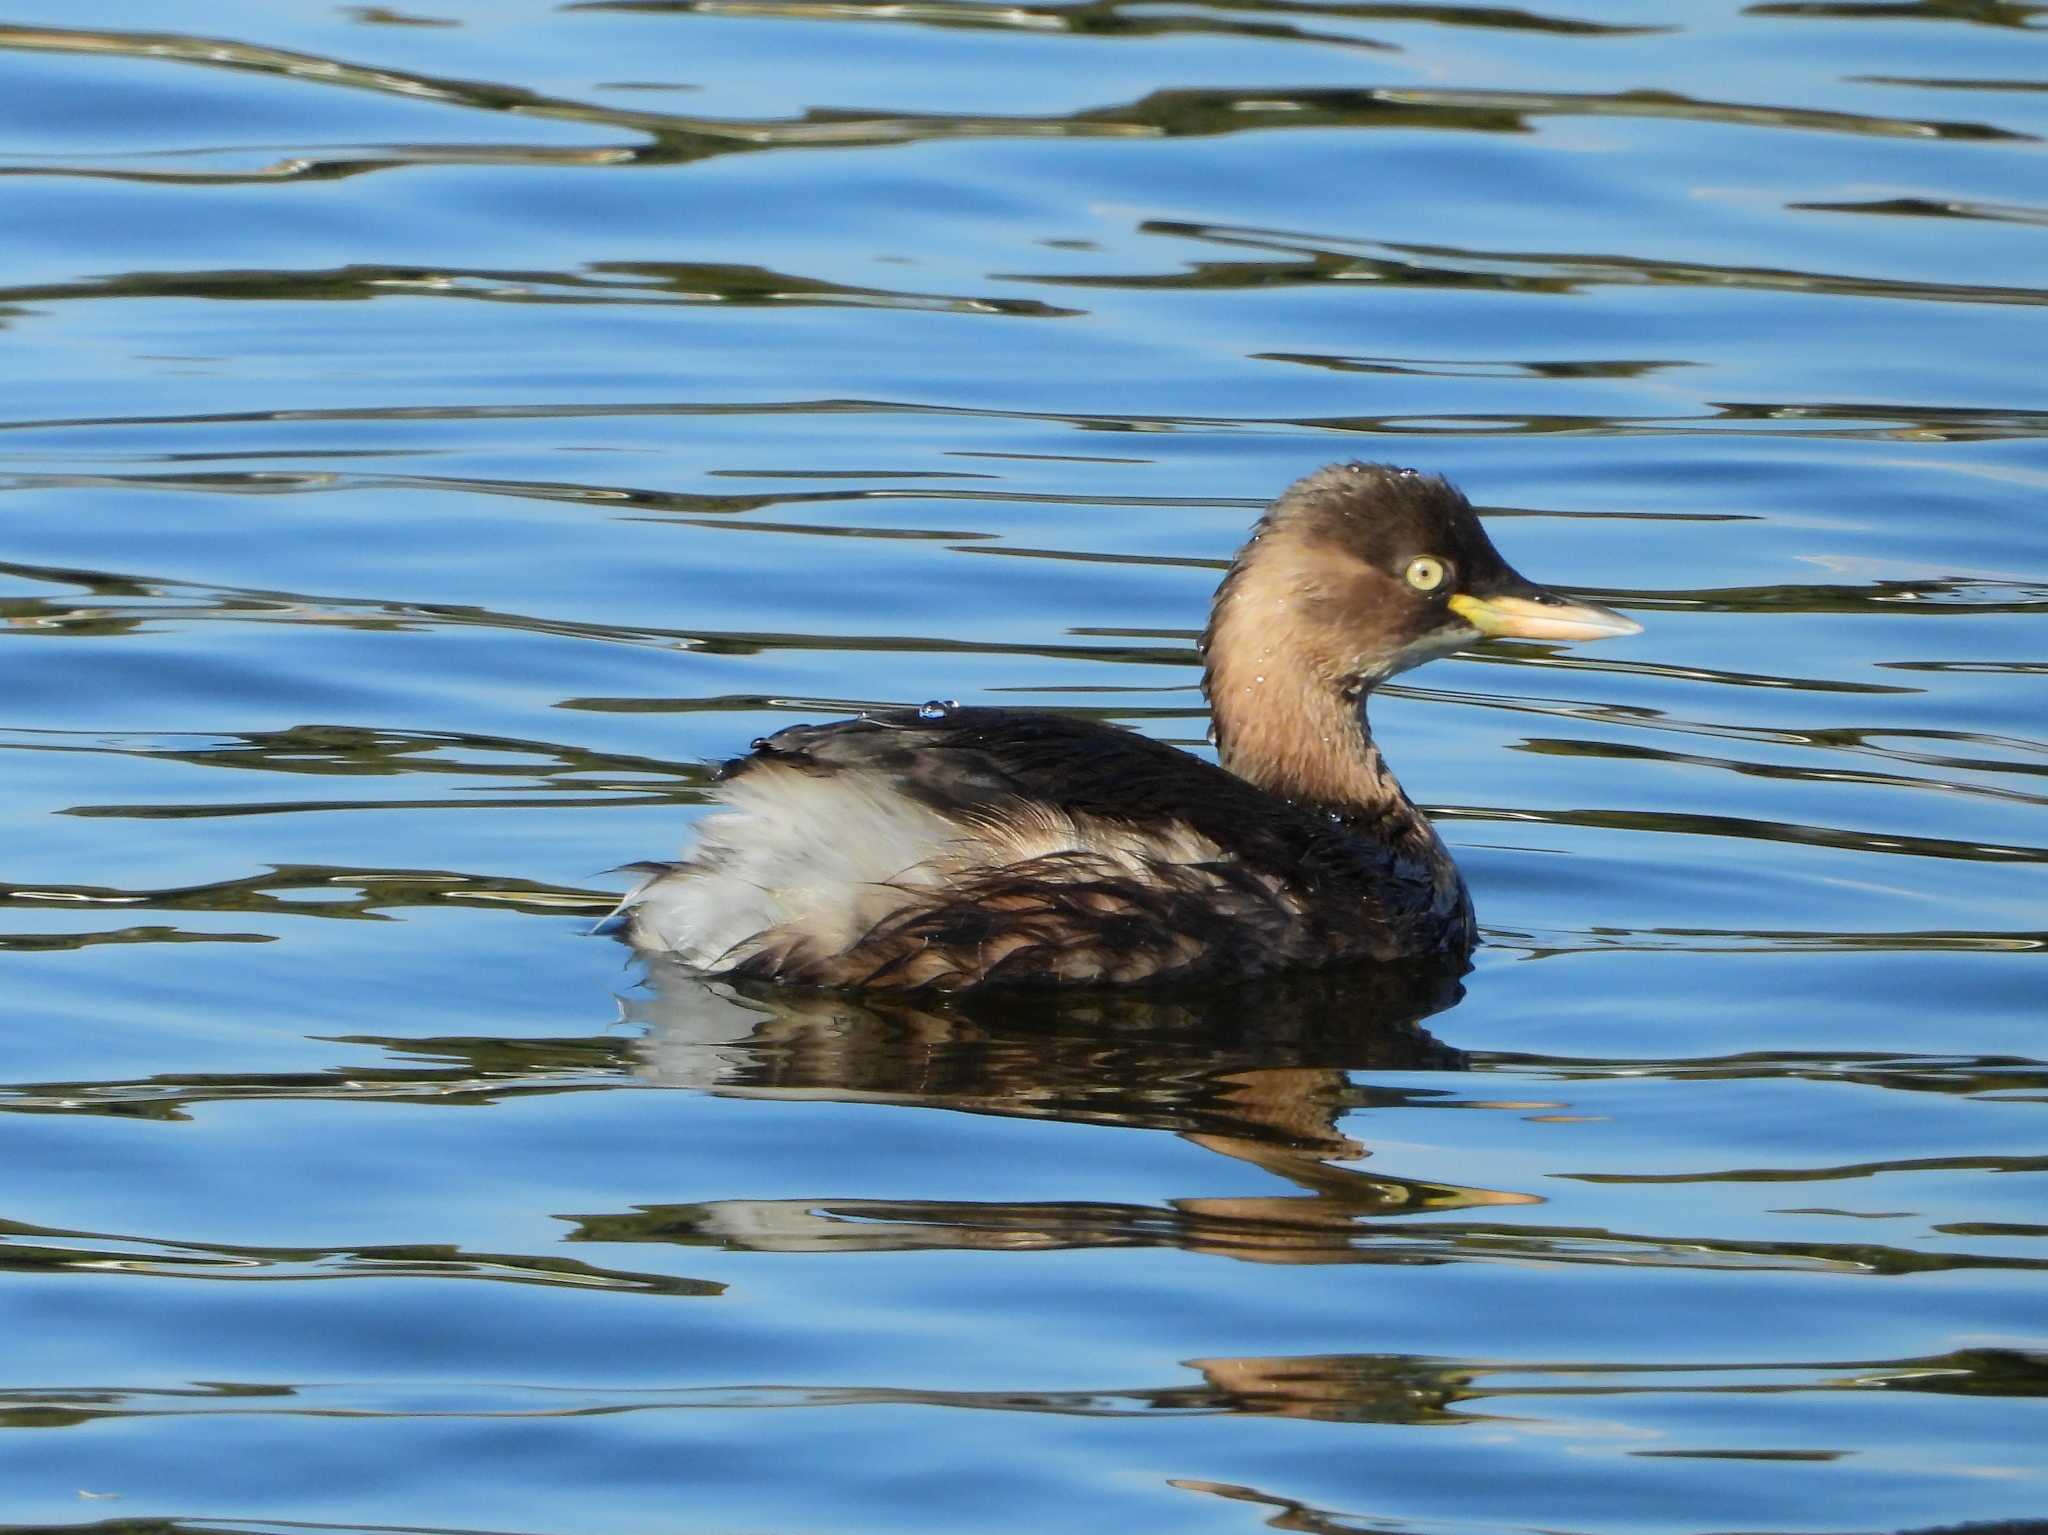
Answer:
1343 566 1406 623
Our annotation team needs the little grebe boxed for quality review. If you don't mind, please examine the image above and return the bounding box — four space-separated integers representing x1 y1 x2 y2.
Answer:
613 462 1640 989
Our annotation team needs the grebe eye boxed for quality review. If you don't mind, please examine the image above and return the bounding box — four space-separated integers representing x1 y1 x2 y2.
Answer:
1404 555 1448 592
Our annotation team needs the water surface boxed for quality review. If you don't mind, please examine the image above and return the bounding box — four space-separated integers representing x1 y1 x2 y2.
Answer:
1 3 2045 1533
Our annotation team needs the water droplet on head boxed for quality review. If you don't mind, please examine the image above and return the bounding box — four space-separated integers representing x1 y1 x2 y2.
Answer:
1396 466 1420 480
918 699 957 720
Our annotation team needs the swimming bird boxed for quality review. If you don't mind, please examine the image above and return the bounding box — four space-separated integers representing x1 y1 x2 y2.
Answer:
612 462 1640 990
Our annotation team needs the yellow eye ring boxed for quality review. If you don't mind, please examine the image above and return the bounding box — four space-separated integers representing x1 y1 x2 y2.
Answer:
1405 555 1448 592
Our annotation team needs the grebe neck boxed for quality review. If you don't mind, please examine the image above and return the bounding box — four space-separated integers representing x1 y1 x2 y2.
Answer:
1204 654 1423 833
1197 514 1455 867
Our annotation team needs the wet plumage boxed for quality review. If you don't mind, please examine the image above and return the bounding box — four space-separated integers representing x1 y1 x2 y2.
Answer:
612 462 1640 990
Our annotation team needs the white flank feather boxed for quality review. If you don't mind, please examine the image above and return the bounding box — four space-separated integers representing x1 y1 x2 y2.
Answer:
613 756 1247 976
620 765 963 969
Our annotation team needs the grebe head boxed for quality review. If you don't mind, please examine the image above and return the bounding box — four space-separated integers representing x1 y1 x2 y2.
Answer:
1207 461 1638 692
1202 462 1640 797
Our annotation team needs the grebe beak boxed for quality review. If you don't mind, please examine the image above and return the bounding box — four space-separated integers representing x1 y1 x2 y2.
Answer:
1447 588 1642 643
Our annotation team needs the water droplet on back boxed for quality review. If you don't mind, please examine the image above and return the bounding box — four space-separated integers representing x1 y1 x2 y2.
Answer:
918 699 958 720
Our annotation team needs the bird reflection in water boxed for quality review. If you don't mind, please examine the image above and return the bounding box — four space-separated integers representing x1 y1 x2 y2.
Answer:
610 955 1536 1270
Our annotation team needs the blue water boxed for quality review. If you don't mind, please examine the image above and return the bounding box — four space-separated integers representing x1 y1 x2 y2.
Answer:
2 4 2045 1532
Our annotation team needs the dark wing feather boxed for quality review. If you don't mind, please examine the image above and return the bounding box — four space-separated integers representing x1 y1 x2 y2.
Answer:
736 708 1421 905
738 707 1283 826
